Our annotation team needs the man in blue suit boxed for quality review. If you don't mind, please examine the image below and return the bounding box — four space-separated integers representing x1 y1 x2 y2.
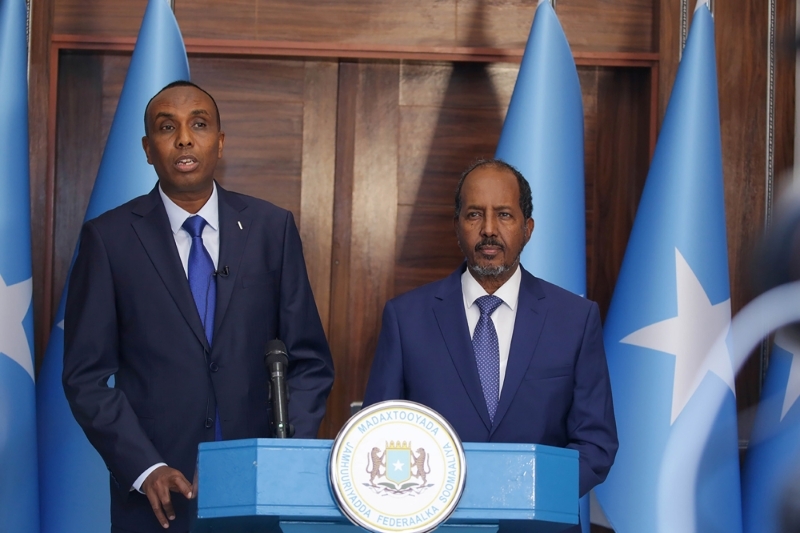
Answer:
63 81 334 533
364 159 617 502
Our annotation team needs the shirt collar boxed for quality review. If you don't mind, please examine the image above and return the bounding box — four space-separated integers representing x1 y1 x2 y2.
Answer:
461 263 522 311
159 182 219 234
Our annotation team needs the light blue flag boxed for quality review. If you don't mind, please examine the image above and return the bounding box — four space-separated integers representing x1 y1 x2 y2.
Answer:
36 1 190 531
495 2 588 529
495 0 585 298
0 1 40 531
594 2 742 532
742 330 800 533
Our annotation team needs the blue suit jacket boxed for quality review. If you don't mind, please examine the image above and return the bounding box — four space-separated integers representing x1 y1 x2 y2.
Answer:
63 184 334 532
363 264 617 497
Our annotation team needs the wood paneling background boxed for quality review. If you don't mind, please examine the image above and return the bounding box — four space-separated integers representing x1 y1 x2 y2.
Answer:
29 0 795 457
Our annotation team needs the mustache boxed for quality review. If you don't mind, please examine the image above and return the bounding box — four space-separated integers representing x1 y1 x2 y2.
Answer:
475 238 504 251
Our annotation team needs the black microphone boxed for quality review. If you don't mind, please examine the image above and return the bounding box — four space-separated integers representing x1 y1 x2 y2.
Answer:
265 339 292 438
215 266 230 277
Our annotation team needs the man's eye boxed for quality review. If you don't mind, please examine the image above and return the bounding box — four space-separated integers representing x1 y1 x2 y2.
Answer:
160 124 174 131
194 122 207 128
499 212 511 218
467 212 480 218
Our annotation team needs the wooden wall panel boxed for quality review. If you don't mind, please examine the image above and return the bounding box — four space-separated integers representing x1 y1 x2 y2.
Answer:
586 67 651 318
558 0 654 52
324 61 401 437
300 61 340 335
55 0 657 53
29 0 55 362
175 0 258 40
54 0 147 37
52 53 126 313
715 0 768 436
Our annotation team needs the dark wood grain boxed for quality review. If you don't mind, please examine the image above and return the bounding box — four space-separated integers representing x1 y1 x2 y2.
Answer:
300 61 340 336
55 0 657 53
586 67 652 319
323 61 401 437
323 61 359 438
29 0 55 369
52 52 120 320
54 0 148 36
715 0 768 436
657 0 681 124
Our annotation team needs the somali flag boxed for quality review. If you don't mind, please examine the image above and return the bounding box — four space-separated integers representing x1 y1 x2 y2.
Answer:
594 2 742 532
0 0 40 531
495 0 585 298
742 330 800 533
36 1 190 531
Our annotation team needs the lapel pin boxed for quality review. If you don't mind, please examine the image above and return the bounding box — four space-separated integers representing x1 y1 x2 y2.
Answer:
237 221 243 230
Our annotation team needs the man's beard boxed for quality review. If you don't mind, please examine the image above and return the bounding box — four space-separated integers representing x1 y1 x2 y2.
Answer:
468 256 521 278
465 237 521 278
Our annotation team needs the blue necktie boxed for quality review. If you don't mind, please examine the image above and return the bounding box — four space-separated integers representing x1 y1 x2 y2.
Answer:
182 215 221 440
473 295 503 423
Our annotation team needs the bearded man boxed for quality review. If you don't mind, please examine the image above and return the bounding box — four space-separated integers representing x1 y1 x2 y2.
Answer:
363 159 618 507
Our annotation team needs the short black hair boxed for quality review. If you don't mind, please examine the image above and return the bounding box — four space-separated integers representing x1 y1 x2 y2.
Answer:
143 80 221 136
454 158 533 220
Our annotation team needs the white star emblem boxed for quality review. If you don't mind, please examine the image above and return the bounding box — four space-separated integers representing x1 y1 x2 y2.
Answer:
0 274 34 381
775 330 800 421
393 460 405 471
621 249 733 424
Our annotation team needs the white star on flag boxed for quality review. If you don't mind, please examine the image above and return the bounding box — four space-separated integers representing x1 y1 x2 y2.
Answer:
621 248 734 424
0 273 34 381
393 460 404 471
775 330 800 421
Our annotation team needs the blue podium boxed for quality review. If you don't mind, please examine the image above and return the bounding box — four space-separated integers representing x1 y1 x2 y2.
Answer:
194 438 578 533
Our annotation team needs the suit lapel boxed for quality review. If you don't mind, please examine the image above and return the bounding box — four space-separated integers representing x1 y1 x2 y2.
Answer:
491 269 548 434
432 268 493 432
213 185 251 336
131 187 210 351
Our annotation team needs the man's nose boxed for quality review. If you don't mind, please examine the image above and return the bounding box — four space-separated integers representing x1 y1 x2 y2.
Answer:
481 215 497 236
175 126 193 147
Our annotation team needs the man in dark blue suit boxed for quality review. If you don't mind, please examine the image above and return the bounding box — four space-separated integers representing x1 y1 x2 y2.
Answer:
63 81 334 533
364 159 617 502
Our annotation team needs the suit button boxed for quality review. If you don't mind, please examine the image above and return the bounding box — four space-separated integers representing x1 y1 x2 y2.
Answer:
205 418 214 428
209 362 219 372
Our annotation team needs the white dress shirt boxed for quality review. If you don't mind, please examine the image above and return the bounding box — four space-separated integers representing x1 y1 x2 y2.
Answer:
461 265 522 394
132 183 219 492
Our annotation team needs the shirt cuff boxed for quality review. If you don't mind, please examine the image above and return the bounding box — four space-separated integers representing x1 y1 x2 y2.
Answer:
132 463 168 493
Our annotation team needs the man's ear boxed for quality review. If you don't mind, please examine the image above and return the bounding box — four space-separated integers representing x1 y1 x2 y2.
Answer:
141 137 152 165
524 218 534 244
217 131 225 159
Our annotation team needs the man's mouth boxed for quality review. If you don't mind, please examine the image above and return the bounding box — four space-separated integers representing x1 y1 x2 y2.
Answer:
476 239 504 257
174 155 199 172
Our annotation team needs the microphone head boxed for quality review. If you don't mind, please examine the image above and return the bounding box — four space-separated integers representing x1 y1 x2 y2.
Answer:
265 339 289 366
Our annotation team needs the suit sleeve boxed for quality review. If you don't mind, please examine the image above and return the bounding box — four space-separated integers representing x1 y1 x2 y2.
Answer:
363 300 405 405
566 302 619 496
278 212 335 438
63 221 164 494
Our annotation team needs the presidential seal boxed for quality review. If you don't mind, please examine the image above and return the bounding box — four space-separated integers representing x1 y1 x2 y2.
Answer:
329 400 467 533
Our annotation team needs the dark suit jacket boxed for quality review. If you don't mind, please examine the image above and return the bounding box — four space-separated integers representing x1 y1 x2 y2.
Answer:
363 264 617 497
63 184 334 533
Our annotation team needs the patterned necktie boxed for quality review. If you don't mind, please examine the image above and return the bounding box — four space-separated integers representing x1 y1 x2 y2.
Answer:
182 215 221 440
473 295 503 423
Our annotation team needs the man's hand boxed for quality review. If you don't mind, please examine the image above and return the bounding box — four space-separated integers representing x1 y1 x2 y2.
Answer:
141 465 194 529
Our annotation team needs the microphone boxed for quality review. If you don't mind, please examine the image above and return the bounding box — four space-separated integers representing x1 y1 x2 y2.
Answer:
265 339 292 438
215 266 230 277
